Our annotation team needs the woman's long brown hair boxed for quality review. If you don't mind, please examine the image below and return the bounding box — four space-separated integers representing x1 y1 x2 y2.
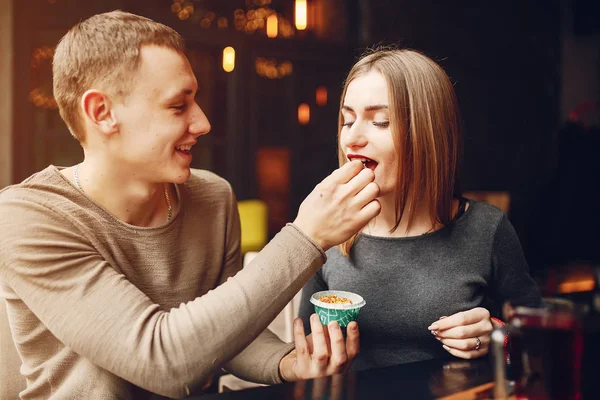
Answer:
338 49 462 257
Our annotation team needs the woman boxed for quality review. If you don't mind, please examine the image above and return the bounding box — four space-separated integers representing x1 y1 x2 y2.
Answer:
299 48 541 371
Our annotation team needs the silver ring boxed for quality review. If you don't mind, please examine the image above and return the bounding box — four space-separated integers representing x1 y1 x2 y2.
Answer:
474 336 481 351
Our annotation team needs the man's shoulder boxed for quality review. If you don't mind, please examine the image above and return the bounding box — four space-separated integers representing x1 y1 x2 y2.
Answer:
186 169 232 193
0 166 63 206
182 169 235 208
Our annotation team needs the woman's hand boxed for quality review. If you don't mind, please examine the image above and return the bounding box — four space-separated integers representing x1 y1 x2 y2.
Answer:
279 314 360 381
427 307 493 359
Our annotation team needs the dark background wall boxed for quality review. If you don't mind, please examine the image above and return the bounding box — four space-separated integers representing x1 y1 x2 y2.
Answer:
347 0 564 274
8 0 600 276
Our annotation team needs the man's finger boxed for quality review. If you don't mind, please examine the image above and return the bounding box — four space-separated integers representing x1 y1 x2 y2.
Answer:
345 321 360 362
353 181 380 209
341 168 375 197
305 332 314 354
357 199 381 224
293 318 310 372
428 308 489 331
324 160 364 185
309 314 330 370
327 321 347 370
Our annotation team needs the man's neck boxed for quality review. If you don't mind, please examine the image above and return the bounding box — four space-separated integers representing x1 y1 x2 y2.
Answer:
62 160 173 228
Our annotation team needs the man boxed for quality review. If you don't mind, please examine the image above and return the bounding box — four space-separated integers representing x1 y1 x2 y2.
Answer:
0 11 380 400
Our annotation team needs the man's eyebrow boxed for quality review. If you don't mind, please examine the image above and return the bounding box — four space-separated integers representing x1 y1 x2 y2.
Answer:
164 88 196 102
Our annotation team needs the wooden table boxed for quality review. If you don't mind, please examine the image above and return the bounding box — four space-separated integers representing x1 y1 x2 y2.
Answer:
193 358 494 400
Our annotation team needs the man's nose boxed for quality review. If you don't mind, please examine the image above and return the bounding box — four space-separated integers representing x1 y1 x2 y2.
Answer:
189 103 211 137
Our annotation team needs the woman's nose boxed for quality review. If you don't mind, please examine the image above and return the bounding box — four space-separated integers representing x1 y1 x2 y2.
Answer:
342 122 367 148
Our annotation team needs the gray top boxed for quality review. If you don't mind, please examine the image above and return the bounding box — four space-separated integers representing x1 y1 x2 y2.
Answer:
299 199 541 371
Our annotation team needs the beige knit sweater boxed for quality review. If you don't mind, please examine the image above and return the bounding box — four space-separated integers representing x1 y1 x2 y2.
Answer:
0 166 325 399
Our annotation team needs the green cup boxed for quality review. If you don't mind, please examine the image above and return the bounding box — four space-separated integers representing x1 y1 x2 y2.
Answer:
310 290 366 327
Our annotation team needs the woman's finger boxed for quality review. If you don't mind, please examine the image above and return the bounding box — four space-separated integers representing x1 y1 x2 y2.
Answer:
435 318 493 339
428 307 490 332
439 335 490 352
309 314 330 370
441 342 489 359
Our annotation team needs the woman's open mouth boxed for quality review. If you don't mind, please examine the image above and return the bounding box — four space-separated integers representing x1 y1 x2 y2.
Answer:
348 155 378 171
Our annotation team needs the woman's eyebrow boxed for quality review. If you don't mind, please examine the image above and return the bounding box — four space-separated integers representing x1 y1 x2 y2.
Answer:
342 104 388 112
364 104 388 111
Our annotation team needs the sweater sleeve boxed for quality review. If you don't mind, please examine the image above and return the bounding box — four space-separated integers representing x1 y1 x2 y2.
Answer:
0 195 325 399
217 187 295 384
490 215 542 309
299 268 329 333
223 329 295 384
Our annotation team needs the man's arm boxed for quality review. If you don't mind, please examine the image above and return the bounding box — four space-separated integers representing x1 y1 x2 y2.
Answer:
0 198 323 399
216 189 295 384
0 297 26 399
0 160 378 398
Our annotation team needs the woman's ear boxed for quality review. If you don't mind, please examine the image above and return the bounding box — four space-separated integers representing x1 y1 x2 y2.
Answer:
80 89 118 135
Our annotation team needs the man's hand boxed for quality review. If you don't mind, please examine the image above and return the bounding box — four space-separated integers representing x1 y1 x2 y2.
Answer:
279 314 359 381
428 307 493 359
293 160 380 251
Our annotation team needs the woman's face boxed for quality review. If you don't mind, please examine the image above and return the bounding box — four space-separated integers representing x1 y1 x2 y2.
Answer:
340 70 398 197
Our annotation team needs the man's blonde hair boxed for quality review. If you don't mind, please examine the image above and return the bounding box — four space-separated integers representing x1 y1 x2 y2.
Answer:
338 48 462 256
53 11 185 141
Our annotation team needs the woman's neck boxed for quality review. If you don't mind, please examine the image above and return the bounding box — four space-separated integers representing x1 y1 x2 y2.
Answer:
363 193 456 238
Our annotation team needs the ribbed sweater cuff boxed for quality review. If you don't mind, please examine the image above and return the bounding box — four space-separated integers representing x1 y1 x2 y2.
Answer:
285 223 327 264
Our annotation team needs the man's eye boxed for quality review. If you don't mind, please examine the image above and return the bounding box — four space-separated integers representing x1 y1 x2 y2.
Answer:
373 121 389 127
172 104 187 111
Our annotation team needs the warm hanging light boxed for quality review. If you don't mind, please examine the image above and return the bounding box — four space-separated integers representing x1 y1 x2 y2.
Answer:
266 14 278 38
222 46 235 72
298 103 310 125
295 0 307 30
316 86 328 106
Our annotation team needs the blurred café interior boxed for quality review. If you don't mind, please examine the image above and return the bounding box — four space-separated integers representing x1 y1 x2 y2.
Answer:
2 0 599 294
0 0 599 394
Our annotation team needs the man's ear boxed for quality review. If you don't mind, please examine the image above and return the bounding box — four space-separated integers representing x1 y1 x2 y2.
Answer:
80 89 118 135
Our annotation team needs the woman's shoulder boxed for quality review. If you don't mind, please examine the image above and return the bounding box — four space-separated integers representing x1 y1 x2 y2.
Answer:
324 246 348 264
460 198 508 227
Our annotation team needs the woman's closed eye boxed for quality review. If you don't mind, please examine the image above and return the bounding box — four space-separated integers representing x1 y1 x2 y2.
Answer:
342 120 355 127
373 121 389 128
